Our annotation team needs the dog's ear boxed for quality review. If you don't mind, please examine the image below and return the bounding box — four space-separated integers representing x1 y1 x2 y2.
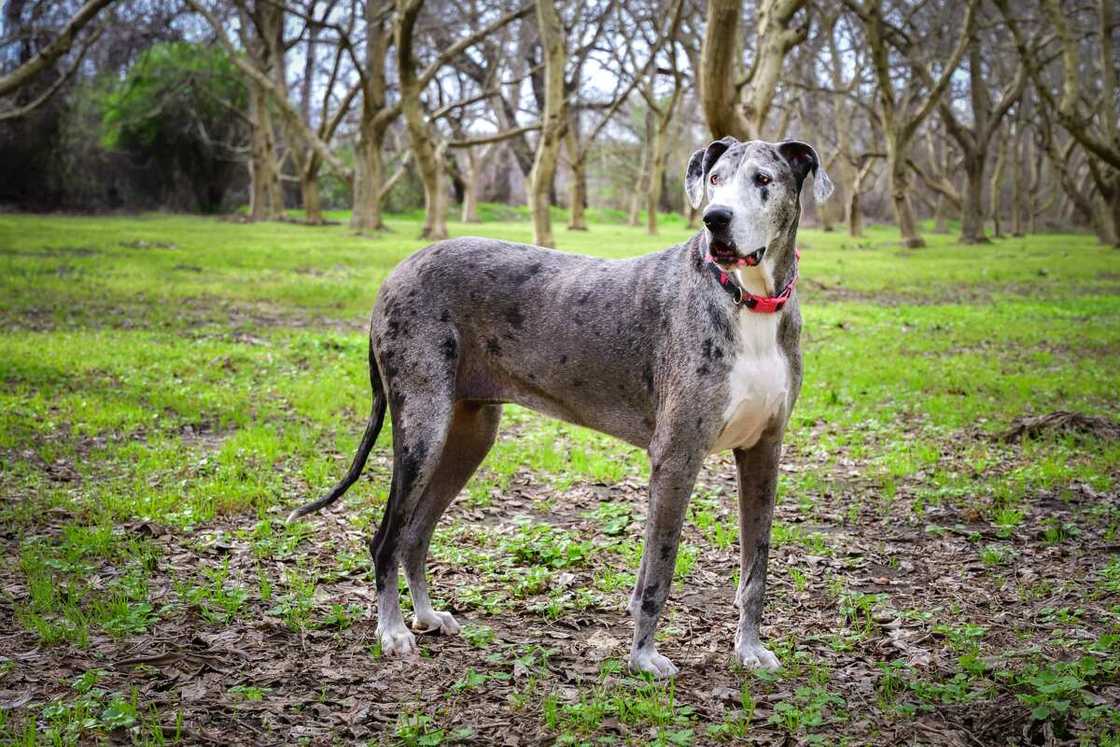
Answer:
684 148 706 209
777 140 833 202
684 136 739 209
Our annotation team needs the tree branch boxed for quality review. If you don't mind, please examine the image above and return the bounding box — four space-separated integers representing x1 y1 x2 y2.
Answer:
0 0 116 98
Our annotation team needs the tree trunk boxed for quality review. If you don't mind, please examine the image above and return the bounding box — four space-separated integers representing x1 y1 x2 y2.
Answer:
700 0 806 139
960 155 988 243
461 148 481 223
565 125 588 230
646 145 665 236
417 144 449 240
933 194 948 233
1011 140 1025 236
1108 187 1120 248
351 120 388 231
300 170 323 225
700 0 750 139
989 138 1008 238
527 0 566 248
627 171 645 226
849 188 863 238
646 111 674 236
397 0 448 241
248 84 283 221
890 160 924 248
1091 196 1118 244
629 116 652 226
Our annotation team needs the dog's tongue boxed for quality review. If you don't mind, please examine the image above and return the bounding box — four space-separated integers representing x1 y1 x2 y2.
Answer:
710 241 738 262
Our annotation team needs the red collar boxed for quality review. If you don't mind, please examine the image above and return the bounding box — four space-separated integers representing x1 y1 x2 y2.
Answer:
705 249 800 313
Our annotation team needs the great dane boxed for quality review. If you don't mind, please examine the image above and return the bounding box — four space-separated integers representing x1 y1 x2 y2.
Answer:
288 136 832 677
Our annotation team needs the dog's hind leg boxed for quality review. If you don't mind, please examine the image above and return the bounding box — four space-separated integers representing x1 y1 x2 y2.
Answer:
369 385 455 659
401 401 501 636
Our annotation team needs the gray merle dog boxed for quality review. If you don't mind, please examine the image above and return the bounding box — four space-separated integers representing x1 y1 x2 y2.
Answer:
288 136 832 678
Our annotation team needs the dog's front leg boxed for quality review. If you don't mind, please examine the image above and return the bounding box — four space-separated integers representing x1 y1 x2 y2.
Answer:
732 437 782 670
629 442 703 678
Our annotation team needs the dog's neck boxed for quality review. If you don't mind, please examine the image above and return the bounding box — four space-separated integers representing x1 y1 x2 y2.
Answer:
695 232 799 303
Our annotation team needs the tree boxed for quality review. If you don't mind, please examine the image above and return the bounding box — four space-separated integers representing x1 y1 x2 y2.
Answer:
396 0 530 241
699 0 808 140
190 0 356 221
527 0 566 247
933 20 1025 243
284 0 363 225
997 0 1119 245
100 41 248 212
636 0 685 236
0 0 116 119
350 0 400 232
850 0 976 248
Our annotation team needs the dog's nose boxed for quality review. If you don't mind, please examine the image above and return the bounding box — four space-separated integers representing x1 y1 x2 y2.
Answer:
703 206 732 231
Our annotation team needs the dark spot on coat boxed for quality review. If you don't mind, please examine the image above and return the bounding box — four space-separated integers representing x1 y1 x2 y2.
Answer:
439 310 451 322
642 366 654 392
705 302 734 342
578 291 591 305
560 354 568 364
640 582 660 616
506 306 524 328
572 378 584 388
440 336 457 361
697 364 710 376
486 337 502 356
659 543 673 561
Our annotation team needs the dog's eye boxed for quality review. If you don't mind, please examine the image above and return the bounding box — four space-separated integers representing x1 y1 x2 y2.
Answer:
709 174 720 185
754 173 771 187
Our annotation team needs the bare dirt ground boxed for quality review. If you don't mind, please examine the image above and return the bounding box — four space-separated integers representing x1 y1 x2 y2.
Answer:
3 424 1117 745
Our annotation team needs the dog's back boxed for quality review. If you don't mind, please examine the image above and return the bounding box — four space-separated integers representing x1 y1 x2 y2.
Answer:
370 236 707 447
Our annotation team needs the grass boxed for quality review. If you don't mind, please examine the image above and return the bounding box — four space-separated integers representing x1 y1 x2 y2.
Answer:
0 207 1118 744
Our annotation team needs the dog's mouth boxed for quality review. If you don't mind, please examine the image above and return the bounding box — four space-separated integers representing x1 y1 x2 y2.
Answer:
709 240 766 267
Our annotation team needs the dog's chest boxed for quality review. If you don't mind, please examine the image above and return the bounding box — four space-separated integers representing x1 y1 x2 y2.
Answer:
710 311 788 452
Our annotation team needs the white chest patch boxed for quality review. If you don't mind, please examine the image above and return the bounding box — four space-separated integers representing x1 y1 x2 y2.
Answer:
710 305 789 453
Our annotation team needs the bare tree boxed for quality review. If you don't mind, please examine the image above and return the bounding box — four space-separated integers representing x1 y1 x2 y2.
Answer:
850 0 976 247
351 0 400 232
527 0 566 247
997 0 1119 244
636 0 685 235
0 0 116 118
699 0 808 139
190 0 355 220
397 0 530 241
933 16 1025 243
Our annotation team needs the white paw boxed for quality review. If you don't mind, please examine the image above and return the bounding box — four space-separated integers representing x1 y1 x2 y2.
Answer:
629 649 679 679
735 640 780 671
411 610 461 635
378 625 419 659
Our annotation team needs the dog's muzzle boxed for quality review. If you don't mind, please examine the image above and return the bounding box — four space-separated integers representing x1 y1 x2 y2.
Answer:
708 241 766 267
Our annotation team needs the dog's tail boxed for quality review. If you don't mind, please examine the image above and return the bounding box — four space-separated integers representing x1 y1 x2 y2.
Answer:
286 338 387 524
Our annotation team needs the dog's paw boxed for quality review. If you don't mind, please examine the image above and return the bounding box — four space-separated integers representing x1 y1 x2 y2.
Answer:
411 610 461 635
734 640 780 671
378 626 419 659
629 649 679 679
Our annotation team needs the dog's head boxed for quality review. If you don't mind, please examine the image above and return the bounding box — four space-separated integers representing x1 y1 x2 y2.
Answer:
684 137 832 266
